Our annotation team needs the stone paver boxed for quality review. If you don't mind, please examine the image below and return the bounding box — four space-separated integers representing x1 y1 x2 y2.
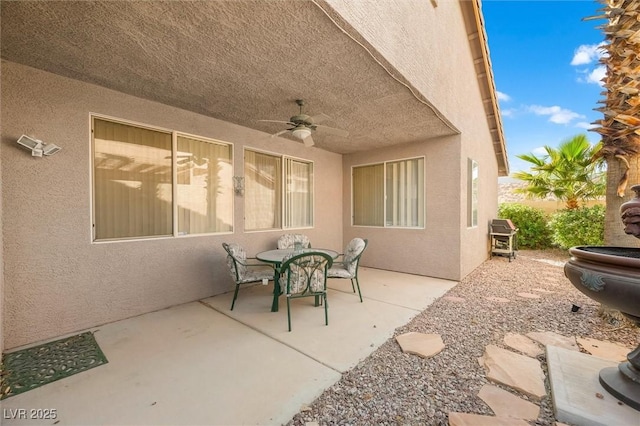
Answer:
503 333 544 358
448 412 529 426
517 292 541 299
396 332 445 358
526 331 578 352
576 337 631 362
485 296 510 303
478 345 546 400
478 384 540 420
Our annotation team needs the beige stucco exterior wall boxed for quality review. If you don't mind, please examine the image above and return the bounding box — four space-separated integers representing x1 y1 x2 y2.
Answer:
0 94 4 354
333 0 499 279
1 61 343 349
343 136 462 280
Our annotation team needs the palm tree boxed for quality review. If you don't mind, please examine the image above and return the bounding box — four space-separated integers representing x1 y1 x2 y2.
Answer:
513 134 605 210
588 0 640 246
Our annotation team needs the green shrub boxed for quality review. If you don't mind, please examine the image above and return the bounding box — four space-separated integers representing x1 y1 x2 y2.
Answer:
549 205 605 249
498 203 553 249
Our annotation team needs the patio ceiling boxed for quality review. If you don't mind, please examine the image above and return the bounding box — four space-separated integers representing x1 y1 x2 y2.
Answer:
0 1 504 164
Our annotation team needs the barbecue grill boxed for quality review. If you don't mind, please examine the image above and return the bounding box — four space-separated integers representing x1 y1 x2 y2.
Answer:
490 219 518 261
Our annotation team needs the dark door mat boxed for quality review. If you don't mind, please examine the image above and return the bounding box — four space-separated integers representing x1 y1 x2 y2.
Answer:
1 331 108 399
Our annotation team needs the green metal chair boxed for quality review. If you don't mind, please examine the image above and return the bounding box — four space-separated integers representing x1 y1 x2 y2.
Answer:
278 251 333 331
327 238 368 302
222 242 273 310
277 233 311 249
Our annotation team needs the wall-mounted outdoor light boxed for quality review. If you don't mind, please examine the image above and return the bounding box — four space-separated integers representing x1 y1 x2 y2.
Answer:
233 176 245 196
17 135 62 157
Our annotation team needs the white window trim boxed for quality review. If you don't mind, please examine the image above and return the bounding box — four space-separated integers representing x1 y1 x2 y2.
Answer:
90 114 235 243
351 155 426 229
467 158 479 229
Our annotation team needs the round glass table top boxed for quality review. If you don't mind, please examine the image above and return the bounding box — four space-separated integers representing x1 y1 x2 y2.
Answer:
256 248 338 264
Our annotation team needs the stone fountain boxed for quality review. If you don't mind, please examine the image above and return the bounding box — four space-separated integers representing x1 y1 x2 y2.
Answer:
564 184 640 411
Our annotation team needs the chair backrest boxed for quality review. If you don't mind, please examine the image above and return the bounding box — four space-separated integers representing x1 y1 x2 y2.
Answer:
222 242 247 281
277 234 311 250
279 251 333 296
343 238 368 275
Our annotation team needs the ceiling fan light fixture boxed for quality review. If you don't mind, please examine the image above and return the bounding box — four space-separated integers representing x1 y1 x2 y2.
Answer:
291 126 312 140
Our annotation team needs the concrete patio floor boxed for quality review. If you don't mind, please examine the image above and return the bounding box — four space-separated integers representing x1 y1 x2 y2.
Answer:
1 267 455 425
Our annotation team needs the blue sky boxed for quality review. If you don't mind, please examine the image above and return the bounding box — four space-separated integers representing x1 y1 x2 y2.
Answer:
482 0 606 179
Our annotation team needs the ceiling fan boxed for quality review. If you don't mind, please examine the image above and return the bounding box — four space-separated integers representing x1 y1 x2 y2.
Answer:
258 99 348 147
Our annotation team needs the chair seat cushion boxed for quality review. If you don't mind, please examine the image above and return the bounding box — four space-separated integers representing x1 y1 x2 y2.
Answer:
327 265 353 279
238 268 273 284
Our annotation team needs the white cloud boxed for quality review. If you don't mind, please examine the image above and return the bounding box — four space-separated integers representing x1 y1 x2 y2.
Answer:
496 91 511 102
575 121 596 130
528 105 585 125
501 108 516 118
532 146 548 155
586 65 606 85
571 43 605 66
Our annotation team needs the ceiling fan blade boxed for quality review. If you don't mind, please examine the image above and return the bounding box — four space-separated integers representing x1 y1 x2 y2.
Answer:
271 129 290 138
258 119 294 125
316 124 349 138
302 134 315 147
309 113 331 124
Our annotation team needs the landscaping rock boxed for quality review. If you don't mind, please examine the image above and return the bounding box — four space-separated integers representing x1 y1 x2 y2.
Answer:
448 412 529 425
396 332 444 358
517 292 541 299
576 337 632 362
526 331 578 351
486 296 510 303
503 333 544 358
478 345 546 400
477 384 540 420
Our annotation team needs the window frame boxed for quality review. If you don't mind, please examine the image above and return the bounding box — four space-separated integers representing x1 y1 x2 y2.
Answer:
90 114 234 243
467 158 479 228
351 156 426 229
243 147 315 233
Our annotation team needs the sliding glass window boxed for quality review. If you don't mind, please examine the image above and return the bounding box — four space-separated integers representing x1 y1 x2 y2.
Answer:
92 117 233 241
353 157 424 228
244 149 313 231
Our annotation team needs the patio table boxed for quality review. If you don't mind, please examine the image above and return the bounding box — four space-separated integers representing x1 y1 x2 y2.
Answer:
256 248 338 312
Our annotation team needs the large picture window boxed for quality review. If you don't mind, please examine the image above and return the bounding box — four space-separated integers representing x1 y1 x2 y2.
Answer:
244 149 313 231
92 117 233 241
352 157 425 228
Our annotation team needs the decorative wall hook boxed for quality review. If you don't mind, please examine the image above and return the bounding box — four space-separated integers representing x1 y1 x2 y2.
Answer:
233 176 245 196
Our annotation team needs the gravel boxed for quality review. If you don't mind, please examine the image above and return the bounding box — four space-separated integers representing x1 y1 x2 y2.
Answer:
288 249 638 426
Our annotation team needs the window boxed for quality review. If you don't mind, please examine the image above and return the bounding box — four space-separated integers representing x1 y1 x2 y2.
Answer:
244 150 282 231
284 157 313 228
92 117 233 241
353 164 384 226
176 135 233 235
352 157 425 228
467 159 479 227
244 149 313 231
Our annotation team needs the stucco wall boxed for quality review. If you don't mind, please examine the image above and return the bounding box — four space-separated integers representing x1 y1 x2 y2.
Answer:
324 0 485 132
1 61 343 349
0 89 4 354
333 0 499 279
343 136 462 280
